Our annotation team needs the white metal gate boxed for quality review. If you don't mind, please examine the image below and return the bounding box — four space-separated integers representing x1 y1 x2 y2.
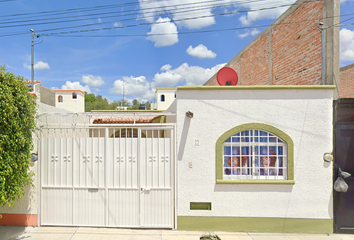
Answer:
39 125 175 228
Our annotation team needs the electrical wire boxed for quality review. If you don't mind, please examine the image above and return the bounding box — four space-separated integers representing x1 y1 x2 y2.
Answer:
0 0 262 28
0 0 291 27
0 0 274 19
24 1 321 36
0 0 352 38
34 1 303 35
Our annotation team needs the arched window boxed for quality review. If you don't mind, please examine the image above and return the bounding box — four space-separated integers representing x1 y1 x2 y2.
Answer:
72 92 77 99
216 123 294 184
58 95 63 102
160 94 165 102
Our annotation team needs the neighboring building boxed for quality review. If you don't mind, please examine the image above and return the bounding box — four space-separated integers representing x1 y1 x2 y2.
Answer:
203 0 340 99
27 81 85 113
340 63 354 98
151 88 176 110
54 90 85 113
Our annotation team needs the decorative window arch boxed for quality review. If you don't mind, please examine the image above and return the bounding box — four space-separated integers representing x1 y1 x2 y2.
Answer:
216 123 294 184
72 92 77 99
58 95 63 102
160 94 165 102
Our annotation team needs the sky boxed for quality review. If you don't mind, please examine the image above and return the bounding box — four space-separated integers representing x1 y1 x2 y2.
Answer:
1 0 354 103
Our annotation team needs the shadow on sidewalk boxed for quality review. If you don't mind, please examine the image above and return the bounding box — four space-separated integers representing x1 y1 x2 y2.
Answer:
0 226 30 240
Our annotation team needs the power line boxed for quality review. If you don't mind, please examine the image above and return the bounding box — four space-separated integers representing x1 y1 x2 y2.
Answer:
38 1 318 36
0 0 256 28
0 0 351 38
0 0 303 37
34 1 301 35
0 0 286 27
0 0 262 19
39 14 354 38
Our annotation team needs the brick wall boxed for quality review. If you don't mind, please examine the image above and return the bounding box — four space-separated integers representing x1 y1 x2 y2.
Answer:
204 0 323 86
340 63 354 98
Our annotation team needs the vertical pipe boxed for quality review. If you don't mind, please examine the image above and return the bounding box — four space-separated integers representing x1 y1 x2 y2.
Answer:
320 22 325 85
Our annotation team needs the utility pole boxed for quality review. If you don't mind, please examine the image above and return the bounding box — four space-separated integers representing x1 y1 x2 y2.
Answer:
31 29 34 90
30 29 42 92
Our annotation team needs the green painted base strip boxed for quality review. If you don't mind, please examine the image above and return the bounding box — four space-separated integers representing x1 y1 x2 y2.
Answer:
177 216 333 234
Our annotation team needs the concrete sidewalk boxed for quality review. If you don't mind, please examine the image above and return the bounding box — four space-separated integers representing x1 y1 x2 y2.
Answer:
1 226 354 240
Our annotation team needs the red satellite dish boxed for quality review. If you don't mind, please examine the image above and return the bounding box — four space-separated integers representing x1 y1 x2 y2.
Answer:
217 67 238 86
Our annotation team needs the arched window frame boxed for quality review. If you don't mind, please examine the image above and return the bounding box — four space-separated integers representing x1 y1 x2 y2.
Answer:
216 123 294 185
72 92 77 99
58 95 63 102
160 94 165 102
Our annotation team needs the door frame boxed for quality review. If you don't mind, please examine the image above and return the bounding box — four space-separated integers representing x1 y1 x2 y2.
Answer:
333 99 354 233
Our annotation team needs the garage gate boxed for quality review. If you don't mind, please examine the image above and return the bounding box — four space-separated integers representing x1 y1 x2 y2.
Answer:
39 125 175 228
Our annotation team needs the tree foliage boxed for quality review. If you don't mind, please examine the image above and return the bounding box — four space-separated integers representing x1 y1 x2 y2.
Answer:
0 65 36 207
85 93 151 112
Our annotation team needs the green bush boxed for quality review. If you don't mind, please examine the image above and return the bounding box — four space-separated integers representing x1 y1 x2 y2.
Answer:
0 65 36 207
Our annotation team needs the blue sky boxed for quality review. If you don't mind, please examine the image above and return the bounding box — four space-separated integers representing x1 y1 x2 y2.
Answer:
1 0 354 103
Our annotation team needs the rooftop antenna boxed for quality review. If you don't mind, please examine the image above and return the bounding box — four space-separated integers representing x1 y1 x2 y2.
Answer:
217 67 238 86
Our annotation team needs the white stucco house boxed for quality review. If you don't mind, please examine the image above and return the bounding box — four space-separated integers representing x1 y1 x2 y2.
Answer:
0 85 335 234
54 90 85 113
151 88 176 110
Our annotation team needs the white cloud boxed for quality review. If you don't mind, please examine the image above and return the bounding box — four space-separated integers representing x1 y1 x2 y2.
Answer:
114 22 122 28
186 44 216 59
139 0 220 29
147 17 179 47
81 75 105 87
251 28 260 36
238 28 260 38
109 76 155 99
23 61 50 70
61 81 91 93
238 31 250 38
239 0 295 26
153 62 226 87
340 28 354 62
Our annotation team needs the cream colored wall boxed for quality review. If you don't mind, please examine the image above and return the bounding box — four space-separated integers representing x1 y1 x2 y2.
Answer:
156 90 176 110
176 87 334 220
55 91 85 113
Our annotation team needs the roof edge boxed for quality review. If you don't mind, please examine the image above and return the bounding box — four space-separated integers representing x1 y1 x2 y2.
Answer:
340 63 354 71
177 85 336 91
54 89 86 95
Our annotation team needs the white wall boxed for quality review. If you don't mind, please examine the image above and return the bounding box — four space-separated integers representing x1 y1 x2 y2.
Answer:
176 87 334 219
156 89 176 110
55 91 85 113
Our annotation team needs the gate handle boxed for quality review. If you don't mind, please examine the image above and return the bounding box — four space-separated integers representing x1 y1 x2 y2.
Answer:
141 188 151 192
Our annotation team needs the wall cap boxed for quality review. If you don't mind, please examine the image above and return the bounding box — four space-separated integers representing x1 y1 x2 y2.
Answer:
177 85 336 91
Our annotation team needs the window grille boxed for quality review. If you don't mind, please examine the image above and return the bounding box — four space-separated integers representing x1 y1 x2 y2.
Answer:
223 130 287 180
72 92 77 99
160 94 165 102
58 95 63 102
